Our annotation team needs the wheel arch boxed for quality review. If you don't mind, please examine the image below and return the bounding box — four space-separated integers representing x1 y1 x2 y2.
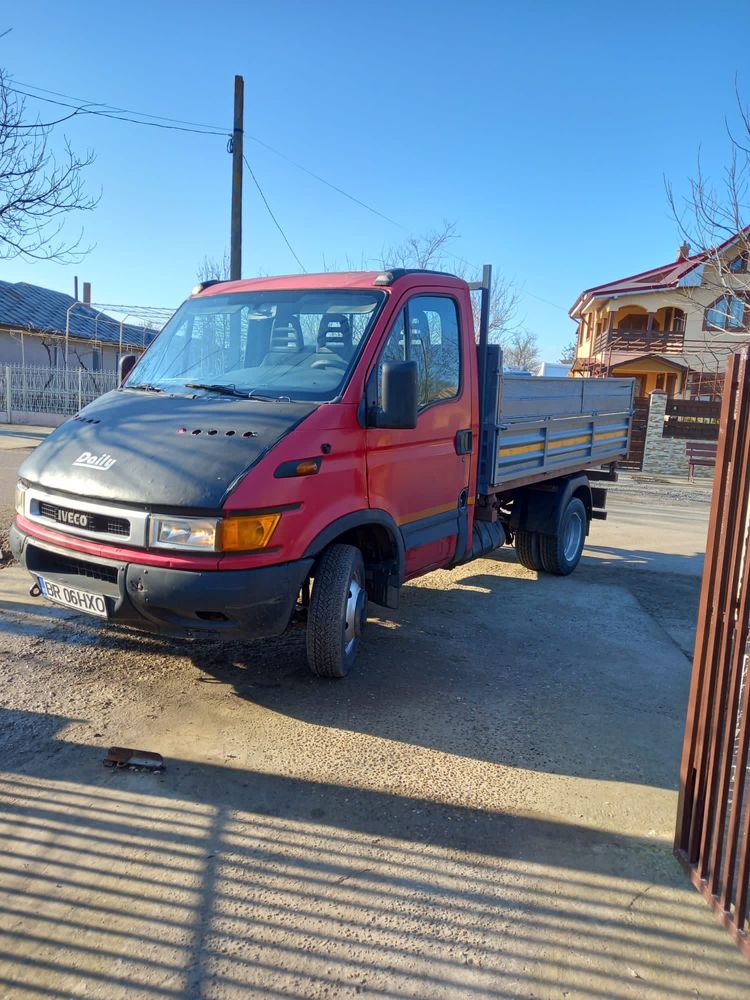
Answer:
303 510 404 609
512 473 592 537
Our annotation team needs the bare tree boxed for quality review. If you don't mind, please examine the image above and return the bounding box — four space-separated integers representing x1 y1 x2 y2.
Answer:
503 329 541 371
666 84 749 322
196 250 231 282
380 220 523 345
559 337 577 365
0 69 97 261
380 220 460 270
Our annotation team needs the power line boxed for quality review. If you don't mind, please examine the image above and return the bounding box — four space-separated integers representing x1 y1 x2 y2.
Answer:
8 76 571 308
244 133 406 231
13 79 230 133
12 78 407 228
7 86 229 136
243 154 306 272
519 287 568 312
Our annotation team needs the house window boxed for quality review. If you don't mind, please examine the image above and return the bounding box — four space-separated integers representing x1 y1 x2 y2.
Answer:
729 252 748 273
704 294 748 331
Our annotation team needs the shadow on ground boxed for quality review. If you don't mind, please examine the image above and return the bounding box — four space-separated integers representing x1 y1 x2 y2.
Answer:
1 544 702 790
0 708 746 1000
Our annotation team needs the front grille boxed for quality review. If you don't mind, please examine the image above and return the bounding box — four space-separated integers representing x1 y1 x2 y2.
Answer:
37 501 130 538
32 547 119 585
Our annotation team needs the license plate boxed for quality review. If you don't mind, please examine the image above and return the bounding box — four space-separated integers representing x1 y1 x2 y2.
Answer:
38 577 108 618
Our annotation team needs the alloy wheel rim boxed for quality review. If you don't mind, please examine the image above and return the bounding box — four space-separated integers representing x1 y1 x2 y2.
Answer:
343 572 366 656
563 511 584 562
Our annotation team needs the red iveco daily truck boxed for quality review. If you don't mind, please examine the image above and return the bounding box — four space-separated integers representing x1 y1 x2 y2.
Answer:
12 267 633 677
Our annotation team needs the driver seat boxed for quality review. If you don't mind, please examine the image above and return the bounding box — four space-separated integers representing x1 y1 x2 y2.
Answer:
263 315 304 366
317 314 352 360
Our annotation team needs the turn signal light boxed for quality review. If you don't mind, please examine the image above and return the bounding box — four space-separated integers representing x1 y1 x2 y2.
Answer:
220 513 280 552
274 457 322 478
295 460 319 476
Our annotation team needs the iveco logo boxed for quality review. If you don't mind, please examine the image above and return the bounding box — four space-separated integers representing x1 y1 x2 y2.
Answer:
72 451 117 472
56 509 90 528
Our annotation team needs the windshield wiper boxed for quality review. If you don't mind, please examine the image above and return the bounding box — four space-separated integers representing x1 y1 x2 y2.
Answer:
185 382 249 398
125 383 165 393
248 389 280 402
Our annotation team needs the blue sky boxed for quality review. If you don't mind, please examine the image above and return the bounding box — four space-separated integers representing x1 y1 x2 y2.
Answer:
2 0 749 358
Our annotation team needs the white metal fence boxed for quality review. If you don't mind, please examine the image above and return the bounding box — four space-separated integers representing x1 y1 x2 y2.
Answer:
3 364 119 421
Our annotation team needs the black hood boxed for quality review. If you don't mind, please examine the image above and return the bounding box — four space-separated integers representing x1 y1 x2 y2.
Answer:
19 390 317 509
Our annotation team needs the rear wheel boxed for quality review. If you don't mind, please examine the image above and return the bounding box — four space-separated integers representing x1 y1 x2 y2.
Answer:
540 496 587 576
306 544 367 678
515 530 543 571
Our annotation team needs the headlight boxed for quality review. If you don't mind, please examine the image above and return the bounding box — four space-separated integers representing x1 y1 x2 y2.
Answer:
149 513 280 552
15 481 28 516
150 516 219 550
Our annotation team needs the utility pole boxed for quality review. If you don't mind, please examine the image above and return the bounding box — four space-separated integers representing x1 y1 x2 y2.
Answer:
230 75 244 280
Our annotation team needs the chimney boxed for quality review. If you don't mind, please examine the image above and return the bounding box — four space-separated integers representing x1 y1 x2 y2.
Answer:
677 242 691 260
82 281 91 306
73 276 79 300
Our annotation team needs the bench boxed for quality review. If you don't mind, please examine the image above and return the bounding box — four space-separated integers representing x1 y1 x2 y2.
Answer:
686 441 717 482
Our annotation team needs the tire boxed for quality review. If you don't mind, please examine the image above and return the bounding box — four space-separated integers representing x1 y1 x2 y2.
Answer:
539 497 587 576
515 530 543 571
306 543 367 678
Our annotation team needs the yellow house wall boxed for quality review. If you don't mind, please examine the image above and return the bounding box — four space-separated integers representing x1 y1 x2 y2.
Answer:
611 359 687 395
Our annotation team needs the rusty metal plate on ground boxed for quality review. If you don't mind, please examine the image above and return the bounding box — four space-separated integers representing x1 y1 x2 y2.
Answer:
103 746 165 772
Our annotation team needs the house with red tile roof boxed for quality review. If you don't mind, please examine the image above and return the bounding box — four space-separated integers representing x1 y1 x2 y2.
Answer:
570 227 750 399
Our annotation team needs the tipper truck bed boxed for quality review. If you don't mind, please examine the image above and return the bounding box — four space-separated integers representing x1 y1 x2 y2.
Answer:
13 266 634 678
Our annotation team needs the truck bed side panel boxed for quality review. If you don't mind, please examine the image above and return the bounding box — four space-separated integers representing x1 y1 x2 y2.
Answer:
491 412 631 486
477 346 634 492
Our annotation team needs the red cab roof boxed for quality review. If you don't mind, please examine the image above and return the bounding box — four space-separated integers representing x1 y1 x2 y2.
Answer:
196 269 469 297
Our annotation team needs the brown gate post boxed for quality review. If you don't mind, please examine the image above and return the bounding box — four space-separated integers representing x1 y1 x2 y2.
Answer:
675 347 750 959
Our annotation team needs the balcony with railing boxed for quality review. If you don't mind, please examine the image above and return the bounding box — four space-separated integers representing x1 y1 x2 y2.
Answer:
583 304 686 359
594 325 685 356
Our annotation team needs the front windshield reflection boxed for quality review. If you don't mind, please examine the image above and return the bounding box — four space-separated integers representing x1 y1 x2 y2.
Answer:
128 289 384 402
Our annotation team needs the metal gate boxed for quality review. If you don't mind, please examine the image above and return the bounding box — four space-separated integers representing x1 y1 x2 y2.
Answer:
619 395 649 470
675 347 750 960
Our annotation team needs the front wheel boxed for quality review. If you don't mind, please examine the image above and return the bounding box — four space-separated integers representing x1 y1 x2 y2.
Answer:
306 544 367 678
540 496 587 576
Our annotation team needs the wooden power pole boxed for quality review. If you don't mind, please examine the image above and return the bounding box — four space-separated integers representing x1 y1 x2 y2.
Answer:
230 75 244 281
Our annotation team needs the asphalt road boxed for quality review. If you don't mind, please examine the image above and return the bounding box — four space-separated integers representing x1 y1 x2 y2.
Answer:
1 435 747 999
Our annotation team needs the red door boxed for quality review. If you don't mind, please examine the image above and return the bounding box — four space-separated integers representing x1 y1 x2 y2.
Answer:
366 292 474 578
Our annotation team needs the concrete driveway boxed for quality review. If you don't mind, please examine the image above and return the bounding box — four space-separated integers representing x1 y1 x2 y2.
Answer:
0 432 746 999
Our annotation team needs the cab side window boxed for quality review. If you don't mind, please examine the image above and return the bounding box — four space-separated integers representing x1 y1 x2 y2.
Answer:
376 296 461 410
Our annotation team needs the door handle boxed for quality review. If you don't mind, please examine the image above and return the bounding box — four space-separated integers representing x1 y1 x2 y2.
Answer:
455 429 473 455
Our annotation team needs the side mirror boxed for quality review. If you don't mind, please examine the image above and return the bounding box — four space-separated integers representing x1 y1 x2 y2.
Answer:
118 354 137 384
368 360 418 429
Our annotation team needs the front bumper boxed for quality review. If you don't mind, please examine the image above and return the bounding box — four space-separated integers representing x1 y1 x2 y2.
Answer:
11 522 313 638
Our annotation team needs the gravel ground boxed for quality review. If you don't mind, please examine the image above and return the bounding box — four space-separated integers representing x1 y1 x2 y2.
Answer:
1 435 748 997
3 430 747 997
0 455 21 565
607 473 713 507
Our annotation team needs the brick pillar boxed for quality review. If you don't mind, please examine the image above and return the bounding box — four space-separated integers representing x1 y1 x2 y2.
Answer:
641 390 699 477
641 392 668 474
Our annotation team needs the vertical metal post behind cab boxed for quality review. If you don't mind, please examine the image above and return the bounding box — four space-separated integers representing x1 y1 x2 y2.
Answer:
468 264 493 427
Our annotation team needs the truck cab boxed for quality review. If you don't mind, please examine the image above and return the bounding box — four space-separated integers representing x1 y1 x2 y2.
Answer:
12 269 632 677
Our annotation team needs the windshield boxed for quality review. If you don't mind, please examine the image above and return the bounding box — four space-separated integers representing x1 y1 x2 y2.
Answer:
127 289 385 401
